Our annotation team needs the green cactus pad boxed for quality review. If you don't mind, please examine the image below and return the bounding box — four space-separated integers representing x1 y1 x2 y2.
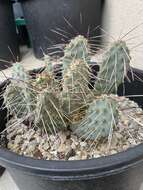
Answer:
3 84 36 118
63 59 90 93
3 63 36 118
12 63 29 81
43 54 53 75
62 59 92 114
61 36 92 114
35 90 66 134
63 35 90 72
72 95 119 140
95 41 130 94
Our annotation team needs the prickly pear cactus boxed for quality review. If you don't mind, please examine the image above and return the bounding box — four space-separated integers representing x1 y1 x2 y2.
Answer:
4 84 24 117
61 35 92 114
95 41 130 94
3 35 133 145
44 54 53 75
63 35 90 72
62 59 91 115
4 84 36 118
72 95 118 140
63 59 90 93
35 90 66 134
36 55 62 92
12 63 29 81
3 63 36 118
36 55 53 87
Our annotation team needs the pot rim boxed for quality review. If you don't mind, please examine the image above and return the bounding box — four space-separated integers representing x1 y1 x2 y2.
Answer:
0 67 143 180
0 144 143 180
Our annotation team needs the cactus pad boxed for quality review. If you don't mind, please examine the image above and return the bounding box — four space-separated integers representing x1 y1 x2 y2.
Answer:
12 63 29 81
62 59 91 114
63 35 90 72
3 63 36 118
95 41 130 94
3 84 36 118
35 90 66 134
72 95 119 140
61 35 92 114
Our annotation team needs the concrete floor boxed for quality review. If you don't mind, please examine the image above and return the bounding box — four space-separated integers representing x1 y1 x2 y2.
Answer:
0 171 18 190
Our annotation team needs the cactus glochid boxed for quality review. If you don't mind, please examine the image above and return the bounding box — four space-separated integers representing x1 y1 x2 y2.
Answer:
3 35 132 143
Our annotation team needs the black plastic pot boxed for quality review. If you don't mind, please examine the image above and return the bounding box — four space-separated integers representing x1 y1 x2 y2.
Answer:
20 0 103 59
0 166 5 177
0 0 20 70
0 68 143 190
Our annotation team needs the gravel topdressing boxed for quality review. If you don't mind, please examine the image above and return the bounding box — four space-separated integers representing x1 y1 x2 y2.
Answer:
1 95 143 161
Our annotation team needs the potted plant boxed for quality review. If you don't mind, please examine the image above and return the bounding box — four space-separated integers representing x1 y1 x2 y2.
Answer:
0 35 143 190
0 0 20 70
20 0 103 58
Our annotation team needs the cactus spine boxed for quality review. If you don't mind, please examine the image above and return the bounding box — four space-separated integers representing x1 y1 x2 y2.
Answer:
72 95 118 140
3 63 36 118
35 90 66 134
62 36 92 114
95 41 130 94
63 35 90 72
3 35 132 142
69 39 131 140
12 63 29 81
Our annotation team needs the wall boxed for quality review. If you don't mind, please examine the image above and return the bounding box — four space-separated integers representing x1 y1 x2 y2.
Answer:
103 0 143 69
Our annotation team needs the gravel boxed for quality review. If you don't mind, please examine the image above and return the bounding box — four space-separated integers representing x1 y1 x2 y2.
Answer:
2 95 143 161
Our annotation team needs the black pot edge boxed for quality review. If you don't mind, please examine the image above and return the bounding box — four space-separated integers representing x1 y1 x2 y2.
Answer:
0 144 143 181
0 166 5 177
0 67 143 181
